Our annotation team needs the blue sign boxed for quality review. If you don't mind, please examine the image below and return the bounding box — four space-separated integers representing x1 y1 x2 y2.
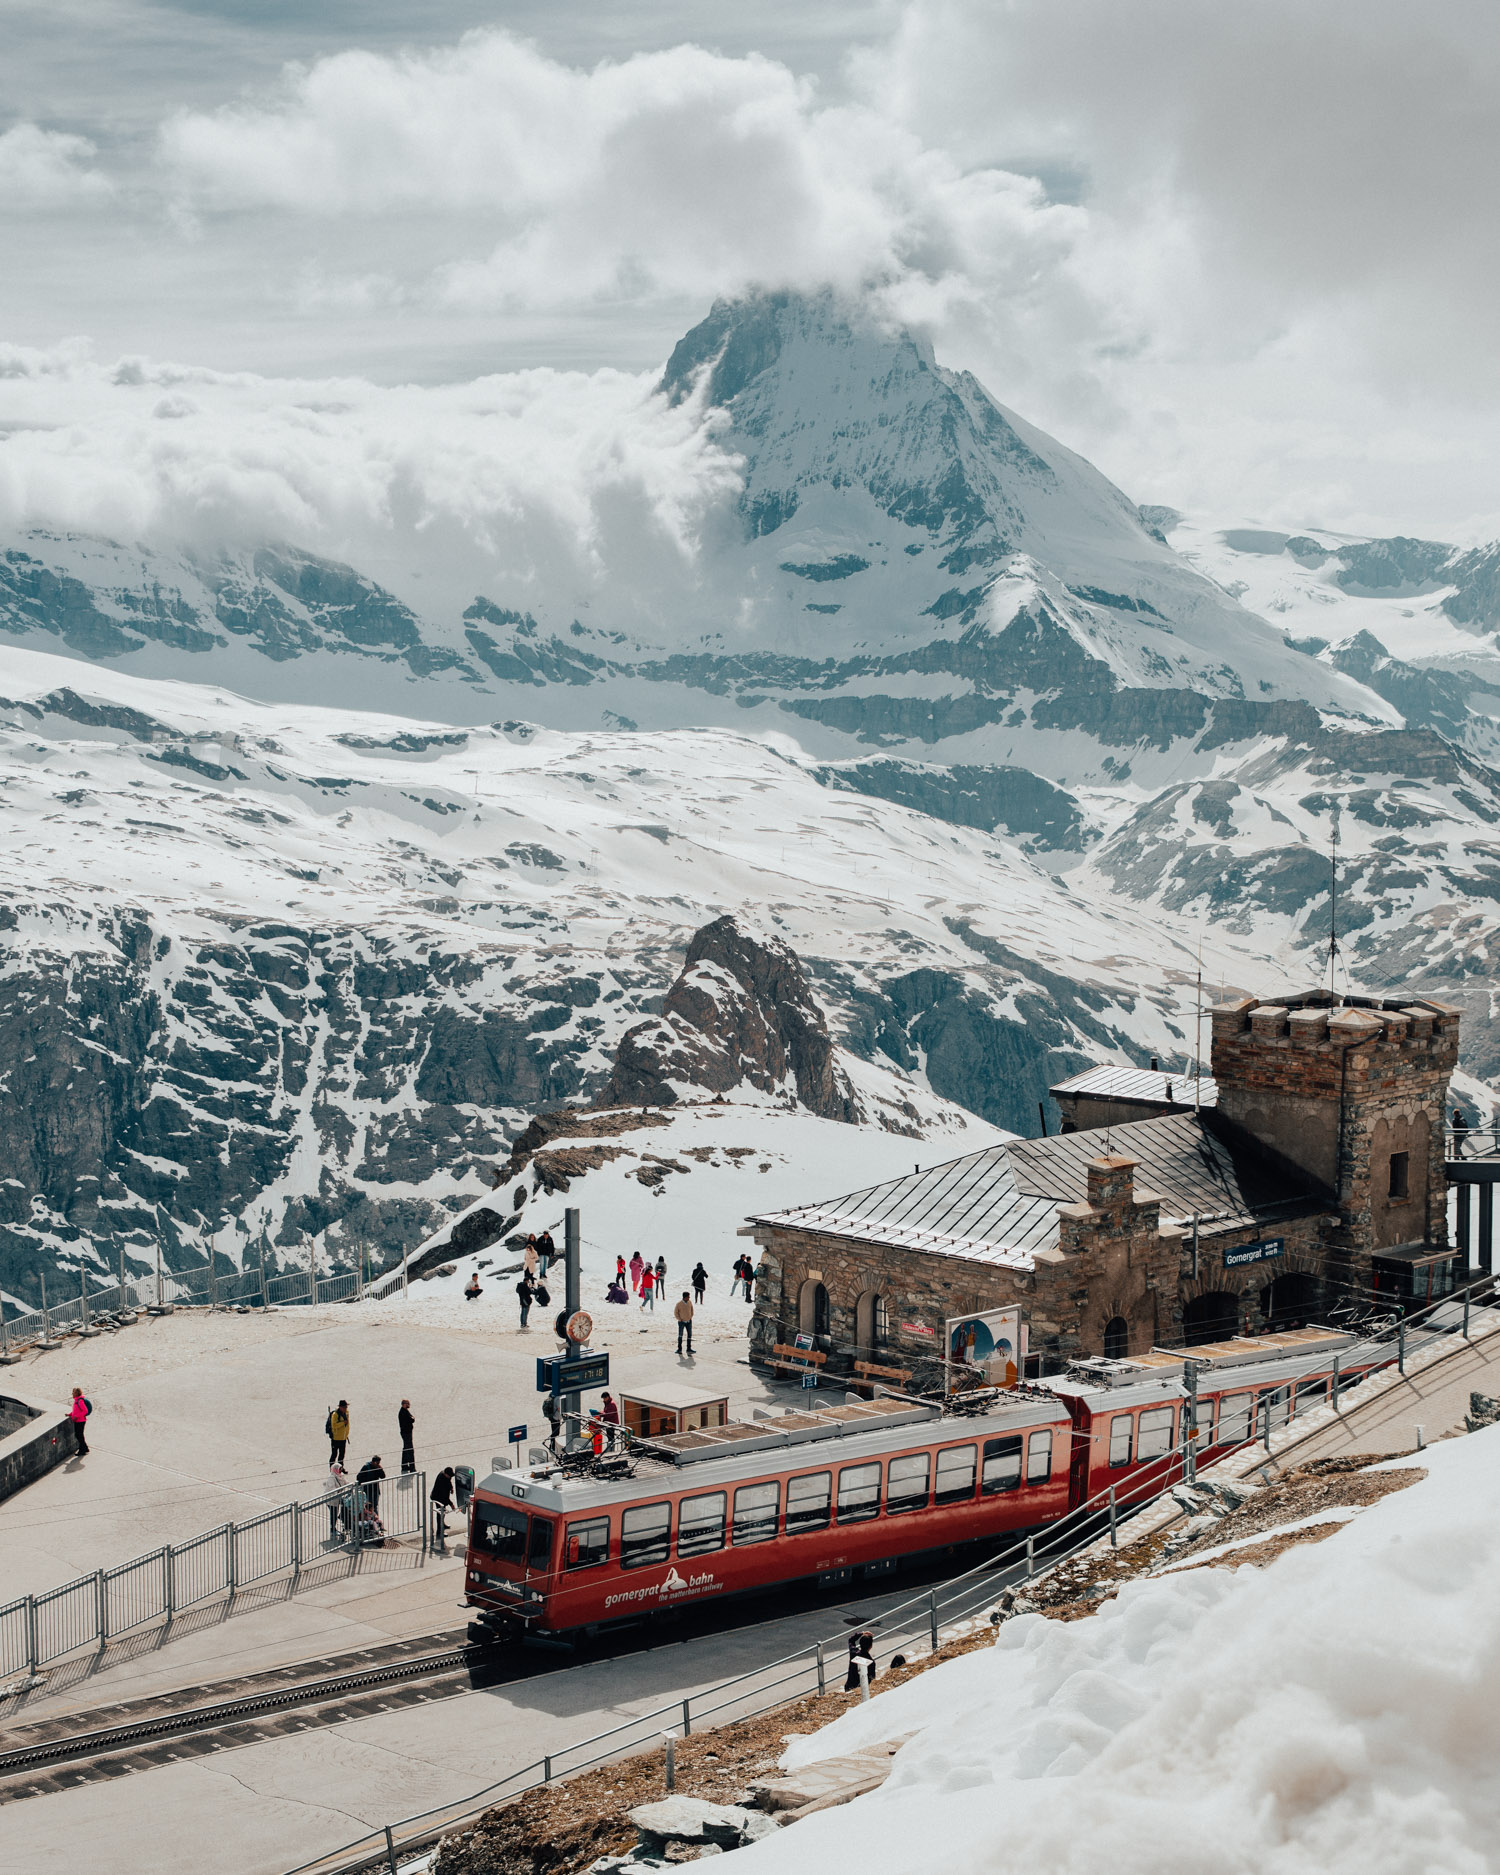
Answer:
536 1353 610 1394
508 1424 527 1445
1222 1236 1285 1269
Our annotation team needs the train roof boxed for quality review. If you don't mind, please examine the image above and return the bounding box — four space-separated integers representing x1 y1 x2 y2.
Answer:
1045 1328 1388 1411
477 1391 1072 1515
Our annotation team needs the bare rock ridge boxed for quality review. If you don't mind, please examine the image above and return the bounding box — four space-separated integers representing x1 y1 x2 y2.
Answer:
603 915 862 1122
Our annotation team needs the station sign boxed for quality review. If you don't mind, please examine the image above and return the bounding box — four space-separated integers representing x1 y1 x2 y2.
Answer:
1222 1236 1285 1269
536 1353 611 1394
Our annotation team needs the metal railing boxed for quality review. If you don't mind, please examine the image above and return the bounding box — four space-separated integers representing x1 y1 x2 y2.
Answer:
1447 1128 1500 1161
0 1475 427 1681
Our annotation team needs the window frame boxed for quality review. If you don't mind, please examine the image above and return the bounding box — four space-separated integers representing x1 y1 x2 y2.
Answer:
934 1442 978 1506
886 1451 930 1515
1025 1427 1054 1484
1107 1414 1134 1469
1217 1392 1252 1445
836 1462 883 1524
731 1480 780 1546
472 1500 530 1567
527 1515 555 1572
1137 1405 1175 1462
564 1516 610 1571
1388 1150 1410 1200
981 1435 1023 1495
620 1500 672 1570
785 1469 833 1535
677 1491 727 1558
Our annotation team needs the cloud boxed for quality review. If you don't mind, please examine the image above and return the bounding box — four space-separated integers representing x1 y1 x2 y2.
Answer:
0 123 113 208
156 29 1086 317
0 341 744 617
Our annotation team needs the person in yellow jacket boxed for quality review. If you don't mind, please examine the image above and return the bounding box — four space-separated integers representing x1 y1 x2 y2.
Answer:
326 1399 350 1464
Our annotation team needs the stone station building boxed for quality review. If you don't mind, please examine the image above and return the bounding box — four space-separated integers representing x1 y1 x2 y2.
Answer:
745 987 1462 1371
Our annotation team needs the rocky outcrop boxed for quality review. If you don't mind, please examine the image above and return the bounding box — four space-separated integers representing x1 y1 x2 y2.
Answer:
603 915 862 1121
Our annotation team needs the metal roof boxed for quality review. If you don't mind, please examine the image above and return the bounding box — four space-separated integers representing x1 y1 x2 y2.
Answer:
749 1111 1329 1268
1049 1064 1218 1108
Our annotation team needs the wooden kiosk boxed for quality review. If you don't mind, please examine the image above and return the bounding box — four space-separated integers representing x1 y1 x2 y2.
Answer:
619 1384 730 1440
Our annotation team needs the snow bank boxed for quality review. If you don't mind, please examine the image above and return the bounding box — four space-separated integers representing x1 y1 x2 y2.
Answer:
756 1427 1500 1875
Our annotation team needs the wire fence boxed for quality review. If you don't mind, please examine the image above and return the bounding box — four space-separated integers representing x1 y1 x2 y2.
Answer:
0 1266 373 1355
0 1475 428 1682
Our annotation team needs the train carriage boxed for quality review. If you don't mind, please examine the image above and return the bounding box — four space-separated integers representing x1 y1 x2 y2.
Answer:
464 1327 1393 1645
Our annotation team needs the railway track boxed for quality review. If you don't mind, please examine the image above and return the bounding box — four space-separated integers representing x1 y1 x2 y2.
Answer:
0 1632 483 1801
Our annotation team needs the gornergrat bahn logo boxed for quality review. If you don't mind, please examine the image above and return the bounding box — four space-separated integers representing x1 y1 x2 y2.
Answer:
604 1566 718 1610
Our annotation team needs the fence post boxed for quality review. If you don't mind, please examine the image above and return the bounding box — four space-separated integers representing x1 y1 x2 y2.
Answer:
1262 1399 1272 1451
928 1589 939 1652
1025 1533 1034 1578
384 1825 398 1875
25 1593 38 1675
543 1755 553 1784
1107 1486 1117 1548
96 1568 107 1648
1463 1284 1471 1339
664 1735 676 1792
816 1640 826 1694
1398 1322 1406 1375
1332 1352 1341 1413
682 1697 692 1737
292 1501 302 1578
162 1545 172 1620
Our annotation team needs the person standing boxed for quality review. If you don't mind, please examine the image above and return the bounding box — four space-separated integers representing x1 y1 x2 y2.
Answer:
536 1228 555 1278
356 1454 386 1516
327 1459 350 1540
327 1400 350 1465
599 1391 620 1450
430 1467 455 1549
675 1291 694 1356
524 1237 539 1281
542 1392 561 1453
398 1399 416 1474
69 1387 91 1455
692 1262 707 1305
655 1254 667 1300
629 1250 646 1298
640 1267 656 1312
517 1271 536 1327
844 1631 877 1692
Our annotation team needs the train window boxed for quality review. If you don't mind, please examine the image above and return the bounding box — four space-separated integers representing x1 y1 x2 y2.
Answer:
472 1501 528 1566
981 1436 1022 1494
837 1463 882 1523
1192 1400 1215 1444
620 1501 672 1569
934 1444 977 1504
678 1492 727 1557
1298 1377 1328 1408
1217 1393 1252 1444
1263 1386 1291 1430
1137 1406 1175 1462
1108 1415 1133 1469
886 1453 930 1514
786 1471 833 1534
564 1517 610 1570
528 1516 554 1572
1026 1429 1053 1483
732 1481 779 1545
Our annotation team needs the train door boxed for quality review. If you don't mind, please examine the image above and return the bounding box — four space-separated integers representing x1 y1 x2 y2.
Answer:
1066 1404 1092 1510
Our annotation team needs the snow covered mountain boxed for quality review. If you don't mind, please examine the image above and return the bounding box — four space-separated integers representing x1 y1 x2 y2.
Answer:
0 647 1273 1315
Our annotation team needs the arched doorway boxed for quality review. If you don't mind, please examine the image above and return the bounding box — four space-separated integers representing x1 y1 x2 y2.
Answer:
855 1290 888 1351
1102 1316 1129 1359
1183 1292 1241 1346
799 1279 830 1339
1260 1271 1322 1332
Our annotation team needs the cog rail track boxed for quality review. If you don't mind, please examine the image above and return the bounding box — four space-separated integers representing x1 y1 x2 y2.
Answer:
0 1644 478 1782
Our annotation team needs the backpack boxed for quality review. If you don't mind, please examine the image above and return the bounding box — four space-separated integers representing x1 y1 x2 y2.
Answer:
325 1411 333 1436
83 1398 92 1417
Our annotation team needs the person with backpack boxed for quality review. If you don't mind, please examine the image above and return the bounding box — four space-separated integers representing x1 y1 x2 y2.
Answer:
326 1400 349 1464
430 1467 455 1549
69 1387 92 1456
692 1262 708 1305
398 1399 416 1474
517 1271 536 1327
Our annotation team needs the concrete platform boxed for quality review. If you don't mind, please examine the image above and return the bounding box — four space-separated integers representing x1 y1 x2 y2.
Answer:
0 1288 781 1718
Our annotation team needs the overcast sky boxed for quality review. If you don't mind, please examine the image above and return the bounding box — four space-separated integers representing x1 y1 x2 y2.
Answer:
2 0 1498 544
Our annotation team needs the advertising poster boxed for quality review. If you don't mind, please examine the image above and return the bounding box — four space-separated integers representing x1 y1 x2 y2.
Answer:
945 1305 1026 1388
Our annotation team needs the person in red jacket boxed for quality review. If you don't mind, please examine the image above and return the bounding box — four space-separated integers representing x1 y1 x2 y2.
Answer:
69 1387 91 1455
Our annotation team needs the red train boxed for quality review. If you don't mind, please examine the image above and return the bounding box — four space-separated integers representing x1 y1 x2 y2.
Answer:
463 1327 1387 1642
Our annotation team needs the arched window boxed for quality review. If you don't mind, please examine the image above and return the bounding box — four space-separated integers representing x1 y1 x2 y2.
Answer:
1183 1292 1240 1346
1102 1316 1129 1360
855 1290 889 1350
799 1279 830 1339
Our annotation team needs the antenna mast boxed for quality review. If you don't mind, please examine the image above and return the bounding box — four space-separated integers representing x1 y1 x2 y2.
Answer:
1327 813 1342 994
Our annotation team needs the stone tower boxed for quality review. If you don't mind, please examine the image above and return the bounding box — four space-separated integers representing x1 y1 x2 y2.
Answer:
1210 989 1459 1295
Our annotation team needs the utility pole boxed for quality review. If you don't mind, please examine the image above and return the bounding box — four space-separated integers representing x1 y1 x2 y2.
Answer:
1184 1360 1199 1484
1327 814 1342 994
564 1208 582 1448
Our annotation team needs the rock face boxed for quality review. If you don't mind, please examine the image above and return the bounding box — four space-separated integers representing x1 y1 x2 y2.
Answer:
604 916 861 1122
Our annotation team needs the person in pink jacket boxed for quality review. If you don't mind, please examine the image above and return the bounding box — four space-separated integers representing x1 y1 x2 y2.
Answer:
69 1387 91 1455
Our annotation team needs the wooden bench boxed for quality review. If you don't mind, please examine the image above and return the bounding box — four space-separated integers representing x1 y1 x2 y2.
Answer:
851 1359 913 1399
768 1342 828 1383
